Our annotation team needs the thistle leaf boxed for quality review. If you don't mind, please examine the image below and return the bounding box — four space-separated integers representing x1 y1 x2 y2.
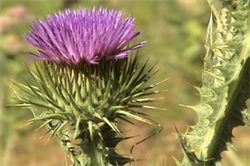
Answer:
177 0 250 165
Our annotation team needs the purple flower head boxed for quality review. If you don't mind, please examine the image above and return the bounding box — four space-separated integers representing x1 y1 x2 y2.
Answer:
25 7 146 65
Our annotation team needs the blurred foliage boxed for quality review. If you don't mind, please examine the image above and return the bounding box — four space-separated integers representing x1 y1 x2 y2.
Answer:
0 0 225 166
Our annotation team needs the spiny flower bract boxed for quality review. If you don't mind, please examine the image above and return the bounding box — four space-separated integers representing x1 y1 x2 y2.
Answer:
13 6 166 166
25 7 145 65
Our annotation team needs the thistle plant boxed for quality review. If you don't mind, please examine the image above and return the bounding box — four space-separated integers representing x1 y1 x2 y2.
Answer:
11 7 165 166
175 0 250 165
8 1 250 166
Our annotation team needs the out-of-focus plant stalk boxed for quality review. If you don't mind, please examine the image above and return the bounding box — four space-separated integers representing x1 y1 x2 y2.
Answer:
175 0 250 165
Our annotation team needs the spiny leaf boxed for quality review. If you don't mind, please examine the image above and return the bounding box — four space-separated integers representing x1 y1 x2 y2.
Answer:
177 0 250 165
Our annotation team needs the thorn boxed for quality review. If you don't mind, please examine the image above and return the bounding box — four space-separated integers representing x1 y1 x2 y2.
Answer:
179 104 194 109
201 69 225 81
156 78 169 85
130 117 162 158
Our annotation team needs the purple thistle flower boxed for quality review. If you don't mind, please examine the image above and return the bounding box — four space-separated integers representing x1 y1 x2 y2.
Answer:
25 7 146 65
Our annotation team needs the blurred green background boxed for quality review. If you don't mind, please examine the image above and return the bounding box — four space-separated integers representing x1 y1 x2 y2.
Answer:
0 0 249 165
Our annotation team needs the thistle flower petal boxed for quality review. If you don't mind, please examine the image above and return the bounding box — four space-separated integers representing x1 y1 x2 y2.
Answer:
25 7 145 65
